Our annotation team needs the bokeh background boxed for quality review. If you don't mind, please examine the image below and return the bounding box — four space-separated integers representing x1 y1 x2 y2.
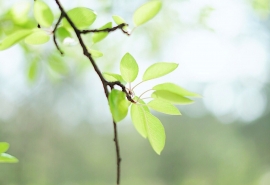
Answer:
1 0 270 184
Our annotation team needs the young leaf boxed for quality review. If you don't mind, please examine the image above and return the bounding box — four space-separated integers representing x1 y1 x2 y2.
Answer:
131 104 148 138
34 0 54 27
56 27 71 42
147 99 181 115
143 62 178 81
27 60 39 82
112 15 126 25
133 0 162 26
0 142 9 153
63 8 97 29
92 22 112 43
24 30 50 45
120 53 139 82
89 49 103 58
0 29 33 50
153 83 201 97
48 55 68 75
0 153 18 163
112 15 128 30
109 89 129 122
152 90 194 104
11 1 31 24
144 111 165 155
103 72 125 83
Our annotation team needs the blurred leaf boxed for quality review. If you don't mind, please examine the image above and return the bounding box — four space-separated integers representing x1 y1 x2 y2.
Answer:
144 111 165 155
112 15 128 30
152 90 194 104
11 1 31 25
0 153 18 163
153 83 201 97
24 30 50 45
131 104 148 138
0 142 9 153
147 99 181 115
27 59 39 82
0 29 33 50
103 72 125 83
143 62 178 81
34 0 54 27
109 89 129 122
56 27 71 42
133 0 162 26
89 49 103 58
92 22 112 43
48 55 68 75
120 53 138 82
63 8 97 29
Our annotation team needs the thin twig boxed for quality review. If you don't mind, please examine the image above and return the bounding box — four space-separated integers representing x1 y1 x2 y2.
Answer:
80 23 130 36
52 13 64 55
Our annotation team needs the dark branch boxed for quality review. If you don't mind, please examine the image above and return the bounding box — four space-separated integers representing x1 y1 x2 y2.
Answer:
80 23 130 36
54 1 129 184
52 13 64 55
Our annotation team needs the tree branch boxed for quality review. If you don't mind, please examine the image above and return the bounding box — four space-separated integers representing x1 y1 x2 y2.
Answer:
52 13 64 55
80 23 130 36
53 1 133 184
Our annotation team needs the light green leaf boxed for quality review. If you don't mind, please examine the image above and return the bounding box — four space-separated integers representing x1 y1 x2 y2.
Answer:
0 142 9 153
0 29 33 50
11 1 31 25
103 72 125 83
143 62 178 81
89 49 103 58
48 55 68 75
147 99 181 115
153 83 201 97
0 153 18 163
109 89 129 122
133 0 162 26
27 60 39 82
112 15 126 25
112 15 128 30
56 27 71 42
152 90 194 104
63 7 97 29
24 30 50 45
34 0 54 27
92 22 112 43
131 104 148 138
144 111 165 155
120 53 139 82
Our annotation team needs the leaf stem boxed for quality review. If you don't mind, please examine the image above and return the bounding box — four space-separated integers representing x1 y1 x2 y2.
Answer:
131 80 144 91
138 89 154 100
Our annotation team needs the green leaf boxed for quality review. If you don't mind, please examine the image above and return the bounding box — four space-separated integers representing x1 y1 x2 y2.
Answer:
147 99 181 115
11 1 31 25
0 153 18 163
131 104 148 138
109 89 129 122
24 30 50 45
92 22 112 43
27 60 39 82
112 15 128 30
112 15 126 25
120 53 139 82
89 49 103 58
152 90 194 104
103 72 125 83
34 0 54 27
63 7 97 29
0 29 33 50
56 27 71 42
0 142 9 153
48 55 68 75
133 0 162 26
144 111 165 155
143 62 178 81
153 83 201 97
